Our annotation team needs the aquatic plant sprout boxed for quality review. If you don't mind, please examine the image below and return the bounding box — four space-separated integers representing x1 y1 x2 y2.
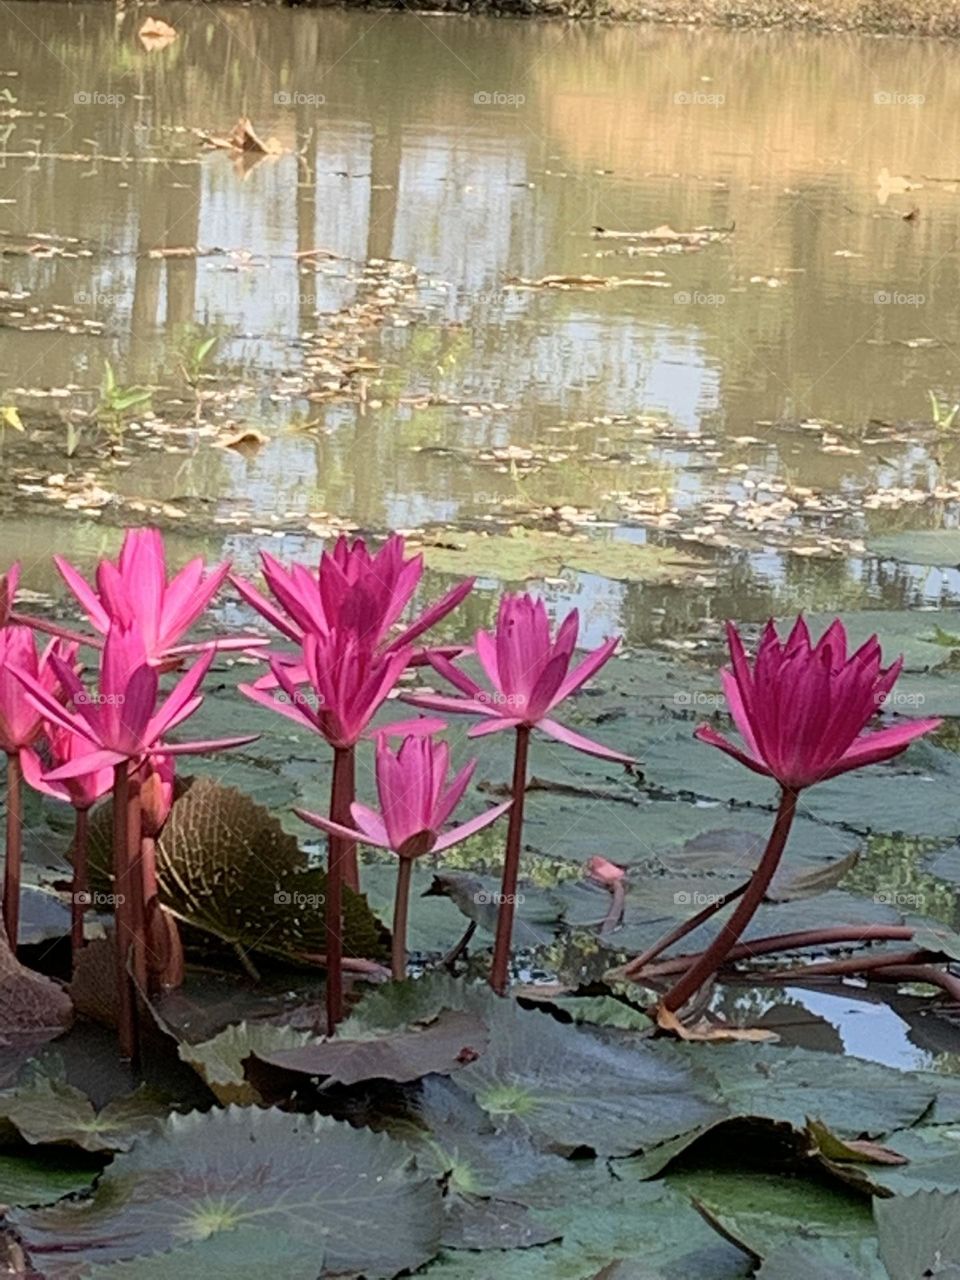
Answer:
656 617 942 1014
296 733 511 980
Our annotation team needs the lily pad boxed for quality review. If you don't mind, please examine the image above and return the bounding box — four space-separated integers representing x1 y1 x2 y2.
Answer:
79 1226 324 1280
420 528 706 585
251 1010 489 1091
688 1045 938 1138
454 998 722 1156
177 1022 315 1105
14 1106 442 1278
874 1189 960 1278
0 1148 102 1207
0 1076 166 1153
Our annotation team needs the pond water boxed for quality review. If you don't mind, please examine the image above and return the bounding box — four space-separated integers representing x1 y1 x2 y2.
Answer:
4 4 960 1064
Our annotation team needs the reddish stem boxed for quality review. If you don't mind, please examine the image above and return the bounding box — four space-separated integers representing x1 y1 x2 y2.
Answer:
392 856 413 981
600 879 626 938
623 877 752 977
763 948 931 980
111 763 137 1063
71 806 89 966
869 965 960 1003
339 745 359 893
3 753 21 950
661 787 798 1012
490 725 530 996
126 780 147 995
325 746 353 1032
636 924 918 980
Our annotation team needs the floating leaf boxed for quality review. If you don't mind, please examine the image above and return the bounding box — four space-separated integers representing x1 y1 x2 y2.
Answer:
0 1149 102 1208
874 1189 960 1278
14 1107 442 1278
178 1022 314 1105
455 999 722 1156
251 1010 489 1091
0 1076 167 1153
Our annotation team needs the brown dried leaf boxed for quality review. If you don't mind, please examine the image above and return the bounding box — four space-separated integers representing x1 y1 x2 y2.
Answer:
655 1005 778 1043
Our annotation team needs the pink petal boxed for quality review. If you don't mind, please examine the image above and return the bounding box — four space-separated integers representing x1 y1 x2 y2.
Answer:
230 573 302 644
433 800 512 852
54 556 110 634
238 682 317 731
426 652 483 699
694 723 772 779
821 717 942 780
556 636 619 704
467 717 522 738
47 748 127 780
160 734 259 755
292 807 372 846
538 717 636 764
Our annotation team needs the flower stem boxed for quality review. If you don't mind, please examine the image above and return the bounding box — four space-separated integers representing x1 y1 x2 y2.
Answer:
392 857 413 981
126 778 147 996
3 753 21 949
71 807 89 966
111 763 137 1063
636 924 917 980
489 725 530 996
325 746 352 1032
339 745 359 893
623 878 751 978
661 786 798 1013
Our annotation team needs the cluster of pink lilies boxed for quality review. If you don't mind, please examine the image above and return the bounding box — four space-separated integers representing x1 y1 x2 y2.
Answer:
0 527 946 1058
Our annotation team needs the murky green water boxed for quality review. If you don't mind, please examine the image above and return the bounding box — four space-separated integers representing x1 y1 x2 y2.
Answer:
4 3 960 641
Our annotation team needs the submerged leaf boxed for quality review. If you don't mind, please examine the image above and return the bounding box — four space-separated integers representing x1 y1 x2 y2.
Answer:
0 1076 167 1153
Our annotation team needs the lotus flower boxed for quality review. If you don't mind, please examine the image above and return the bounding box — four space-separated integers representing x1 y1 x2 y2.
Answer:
15 621 257 775
696 618 941 791
296 734 510 978
406 593 634 764
296 734 510 859
54 527 241 664
232 533 473 675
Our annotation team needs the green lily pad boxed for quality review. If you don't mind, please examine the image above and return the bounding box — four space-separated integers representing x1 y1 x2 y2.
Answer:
0 1076 167 1153
177 1022 315 1105
339 974 502 1038
868 1125 960 1195
420 528 706 585
14 1106 442 1278
79 1226 323 1279
874 1190 960 1278
755 1240 884 1279
546 996 653 1032
668 1167 876 1263
689 1045 938 1138
454 998 722 1156
0 1148 102 1207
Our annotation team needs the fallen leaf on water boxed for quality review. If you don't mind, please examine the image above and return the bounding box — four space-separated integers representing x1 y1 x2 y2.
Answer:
218 427 269 457
138 18 177 52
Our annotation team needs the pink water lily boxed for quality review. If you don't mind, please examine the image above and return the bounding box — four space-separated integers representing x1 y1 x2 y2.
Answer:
407 593 634 765
0 563 19 628
696 617 942 791
15 622 257 775
232 533 473 676
240 628 438 750
0 627 65 754
21 722 114 813
55 527 242 664
658 616 942 1016
296 734 510 978
296 734 510 859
